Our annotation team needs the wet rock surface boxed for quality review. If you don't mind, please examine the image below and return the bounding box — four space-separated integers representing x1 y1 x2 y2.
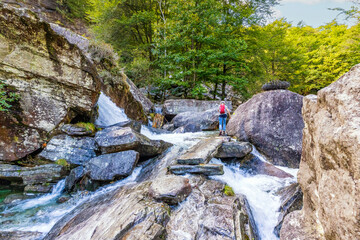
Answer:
169 164 224 176
65 166 86 192
177 138 223 165
0 230 43 240
281 64 360 240
215 141 253 159
39 134 97 167
240 154 293 179
95 126 172 158
166 177 259 240
86 151 139 181
61 124 94 136
149 175 192 205
274 183 303 237
227 90 304 168
96 120 142 133
163 99 232 120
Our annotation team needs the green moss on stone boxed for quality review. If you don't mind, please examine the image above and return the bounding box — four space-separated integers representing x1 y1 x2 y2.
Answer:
55 158 70 168
223 185 235 196
75 122 96 132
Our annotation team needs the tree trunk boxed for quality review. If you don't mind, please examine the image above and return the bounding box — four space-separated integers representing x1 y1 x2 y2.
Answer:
213 82 218 100
221 64 227 100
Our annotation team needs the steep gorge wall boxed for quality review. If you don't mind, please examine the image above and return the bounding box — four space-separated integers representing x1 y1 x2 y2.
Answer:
281 64 360 240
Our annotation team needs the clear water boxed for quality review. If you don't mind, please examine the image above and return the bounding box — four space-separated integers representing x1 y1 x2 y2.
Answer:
95 92 129 127
0 167 142 235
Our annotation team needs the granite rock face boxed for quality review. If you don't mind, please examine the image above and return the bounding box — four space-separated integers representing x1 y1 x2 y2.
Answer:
86 151 139 181
95 126 172 158
39 135 97 167
214 142 253 159
227 90 304 168
281 64 360 240
171 108 220 132
0 4 100 162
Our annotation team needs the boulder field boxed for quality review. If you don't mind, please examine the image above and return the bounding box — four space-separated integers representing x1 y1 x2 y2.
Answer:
281 64 360 240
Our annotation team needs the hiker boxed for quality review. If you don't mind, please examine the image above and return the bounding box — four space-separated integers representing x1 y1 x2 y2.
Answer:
219 101 231 136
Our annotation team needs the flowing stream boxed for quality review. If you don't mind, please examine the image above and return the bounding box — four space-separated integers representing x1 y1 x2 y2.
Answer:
0 93 298 240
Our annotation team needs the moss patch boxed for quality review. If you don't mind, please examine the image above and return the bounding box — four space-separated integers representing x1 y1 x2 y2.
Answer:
55 158 70 169
223 185 235 196
75 122 96 132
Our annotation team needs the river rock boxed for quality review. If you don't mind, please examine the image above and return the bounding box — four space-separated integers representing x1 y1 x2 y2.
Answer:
3 193 36 204
171 108 220 132
86 151 139 181
61 124 94 136
24 184 53 193
163 99 232 120
169 164 224 176
177 138 223 165
274 183 303 237
215 141 253 159
0 164 66 186
240 154 293 179
281 64 360 240
96 120 141 133
0 231 43 240
95 126 172 158
44 181 170 240
226 90 304 168
166 178 259 240
0 4 100 162
38 134 97 167
65 166 86 192
149 175 192 205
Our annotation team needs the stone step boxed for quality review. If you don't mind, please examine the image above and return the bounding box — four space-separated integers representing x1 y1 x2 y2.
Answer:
169 164 224 176
176 138 223 165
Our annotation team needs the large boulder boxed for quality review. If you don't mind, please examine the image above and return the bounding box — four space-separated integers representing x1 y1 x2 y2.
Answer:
163 99 232 120
95 126 172 158
86 151 139 181
214 141 253 159
0 164 66 192
171 108 220 132
149 175 192 205
0 4 100 162
281 64 360 240
38 134 97 167
226 90 304 168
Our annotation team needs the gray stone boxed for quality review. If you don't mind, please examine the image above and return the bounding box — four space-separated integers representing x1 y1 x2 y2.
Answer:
226 90 304 168
0 164 65 186
0 231 43 240
215 141 253 159
3 194 36 204
274 183 303 237
65 166 86 192
61 124 94 136
163 99 232 119
171 108 221 132
95 126 172 158
86 151 139 181
39 134 97 167
149 175 192 205
161 123 175 132
177 138 223 165
24 184 53 193
166 178 259 240
96 120 141 133
169 164 224 176
0 4 100 162
240 154 293 179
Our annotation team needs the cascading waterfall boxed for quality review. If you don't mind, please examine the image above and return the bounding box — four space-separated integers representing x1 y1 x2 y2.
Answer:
95 92 129 127
0 93 298 240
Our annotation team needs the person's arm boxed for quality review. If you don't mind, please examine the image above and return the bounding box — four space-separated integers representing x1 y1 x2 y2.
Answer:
226 107 231 118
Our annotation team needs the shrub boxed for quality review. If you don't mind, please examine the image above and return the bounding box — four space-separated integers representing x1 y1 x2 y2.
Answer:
223 185 235 196
0 80 19 111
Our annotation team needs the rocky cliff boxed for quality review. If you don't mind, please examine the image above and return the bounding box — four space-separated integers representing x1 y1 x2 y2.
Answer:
281 64 360 240
0 3 100 162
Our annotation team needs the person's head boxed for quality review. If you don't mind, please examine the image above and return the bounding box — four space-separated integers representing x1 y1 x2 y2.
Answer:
220 101 225 105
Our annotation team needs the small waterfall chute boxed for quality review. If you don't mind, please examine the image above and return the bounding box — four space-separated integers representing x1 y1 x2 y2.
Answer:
95 92 129 127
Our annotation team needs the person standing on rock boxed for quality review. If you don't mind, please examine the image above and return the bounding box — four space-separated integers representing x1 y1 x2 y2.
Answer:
219 101 231 136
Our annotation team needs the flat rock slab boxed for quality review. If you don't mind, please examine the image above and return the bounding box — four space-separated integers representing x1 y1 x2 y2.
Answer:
169 164 224 176
215 141 253 159
149 175 192 205
177 138 223 165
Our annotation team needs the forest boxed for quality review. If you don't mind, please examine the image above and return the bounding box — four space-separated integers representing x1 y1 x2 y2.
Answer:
2 0 358 110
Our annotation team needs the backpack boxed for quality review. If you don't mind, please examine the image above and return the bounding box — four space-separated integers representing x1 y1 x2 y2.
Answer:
219 104 225 114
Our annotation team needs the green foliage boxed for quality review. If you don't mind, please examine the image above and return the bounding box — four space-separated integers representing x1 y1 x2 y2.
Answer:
57 0 91 19
223 185 235 196
75 122 96 132
55 159 71 170
0 80 19 112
